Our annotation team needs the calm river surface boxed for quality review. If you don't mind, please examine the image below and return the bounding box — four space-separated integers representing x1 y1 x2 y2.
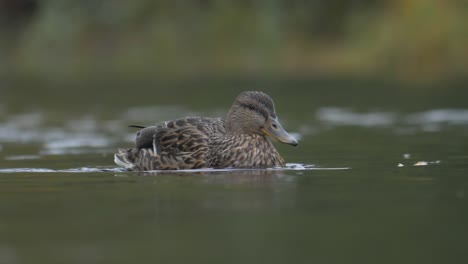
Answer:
1 78 467 263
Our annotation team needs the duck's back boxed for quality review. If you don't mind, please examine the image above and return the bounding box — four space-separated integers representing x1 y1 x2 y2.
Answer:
136 117 226 152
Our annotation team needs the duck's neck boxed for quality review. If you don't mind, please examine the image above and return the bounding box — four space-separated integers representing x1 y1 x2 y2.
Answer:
225 109 260 135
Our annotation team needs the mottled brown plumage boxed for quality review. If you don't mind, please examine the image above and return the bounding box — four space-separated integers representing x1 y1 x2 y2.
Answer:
114 91 298 170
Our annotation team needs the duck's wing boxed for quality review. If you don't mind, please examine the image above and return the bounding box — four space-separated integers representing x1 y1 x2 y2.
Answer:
156 125 209 155
134 117 223 150
134 126 157 150
115 117 223 170
132 117 222 170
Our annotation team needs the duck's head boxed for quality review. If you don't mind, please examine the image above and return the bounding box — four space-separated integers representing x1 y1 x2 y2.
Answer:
226 91 298 146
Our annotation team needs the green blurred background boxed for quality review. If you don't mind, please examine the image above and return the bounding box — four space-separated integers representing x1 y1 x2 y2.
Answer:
1 0 467 83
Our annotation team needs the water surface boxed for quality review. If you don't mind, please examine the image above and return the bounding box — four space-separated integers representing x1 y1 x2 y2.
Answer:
1 79 467 263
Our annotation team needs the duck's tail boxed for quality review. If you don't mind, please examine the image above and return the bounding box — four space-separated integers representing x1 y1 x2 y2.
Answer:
114 148 136 170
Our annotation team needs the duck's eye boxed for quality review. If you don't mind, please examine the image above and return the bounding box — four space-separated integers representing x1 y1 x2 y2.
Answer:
247 105 255 111
272 123 278 129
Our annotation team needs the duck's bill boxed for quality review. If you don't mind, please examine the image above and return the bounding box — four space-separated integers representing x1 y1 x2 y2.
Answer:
262 118 298 146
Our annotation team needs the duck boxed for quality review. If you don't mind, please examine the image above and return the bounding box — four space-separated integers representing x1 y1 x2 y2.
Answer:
114 91 298 170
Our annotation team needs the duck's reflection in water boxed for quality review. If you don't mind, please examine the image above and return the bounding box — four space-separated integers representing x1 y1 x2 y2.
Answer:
124 169 297 187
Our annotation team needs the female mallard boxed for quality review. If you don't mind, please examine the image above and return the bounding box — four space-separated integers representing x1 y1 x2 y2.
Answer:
114 91 298 170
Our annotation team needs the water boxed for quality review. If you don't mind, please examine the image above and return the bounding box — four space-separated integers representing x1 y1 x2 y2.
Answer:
1 78 467 263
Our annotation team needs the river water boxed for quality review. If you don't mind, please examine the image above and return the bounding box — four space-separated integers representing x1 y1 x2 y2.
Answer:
1 78 467 263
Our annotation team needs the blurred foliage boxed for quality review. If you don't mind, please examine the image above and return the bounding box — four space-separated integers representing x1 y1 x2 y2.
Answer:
0 0 467 82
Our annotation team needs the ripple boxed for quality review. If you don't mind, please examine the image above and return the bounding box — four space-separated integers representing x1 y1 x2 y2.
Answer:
0 167 125 173
0 168 57 173
41 135 112 155
316 107 468 131
0 164 348 174
4 155 41 160
317 107 396 127
404 109 468 125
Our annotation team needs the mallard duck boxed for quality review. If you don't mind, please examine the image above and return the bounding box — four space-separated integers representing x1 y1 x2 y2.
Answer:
114 91 298 170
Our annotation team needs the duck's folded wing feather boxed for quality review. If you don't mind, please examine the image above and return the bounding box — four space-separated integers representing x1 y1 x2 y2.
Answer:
136 118 212 170
155 126 209 155
135 147 209 170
